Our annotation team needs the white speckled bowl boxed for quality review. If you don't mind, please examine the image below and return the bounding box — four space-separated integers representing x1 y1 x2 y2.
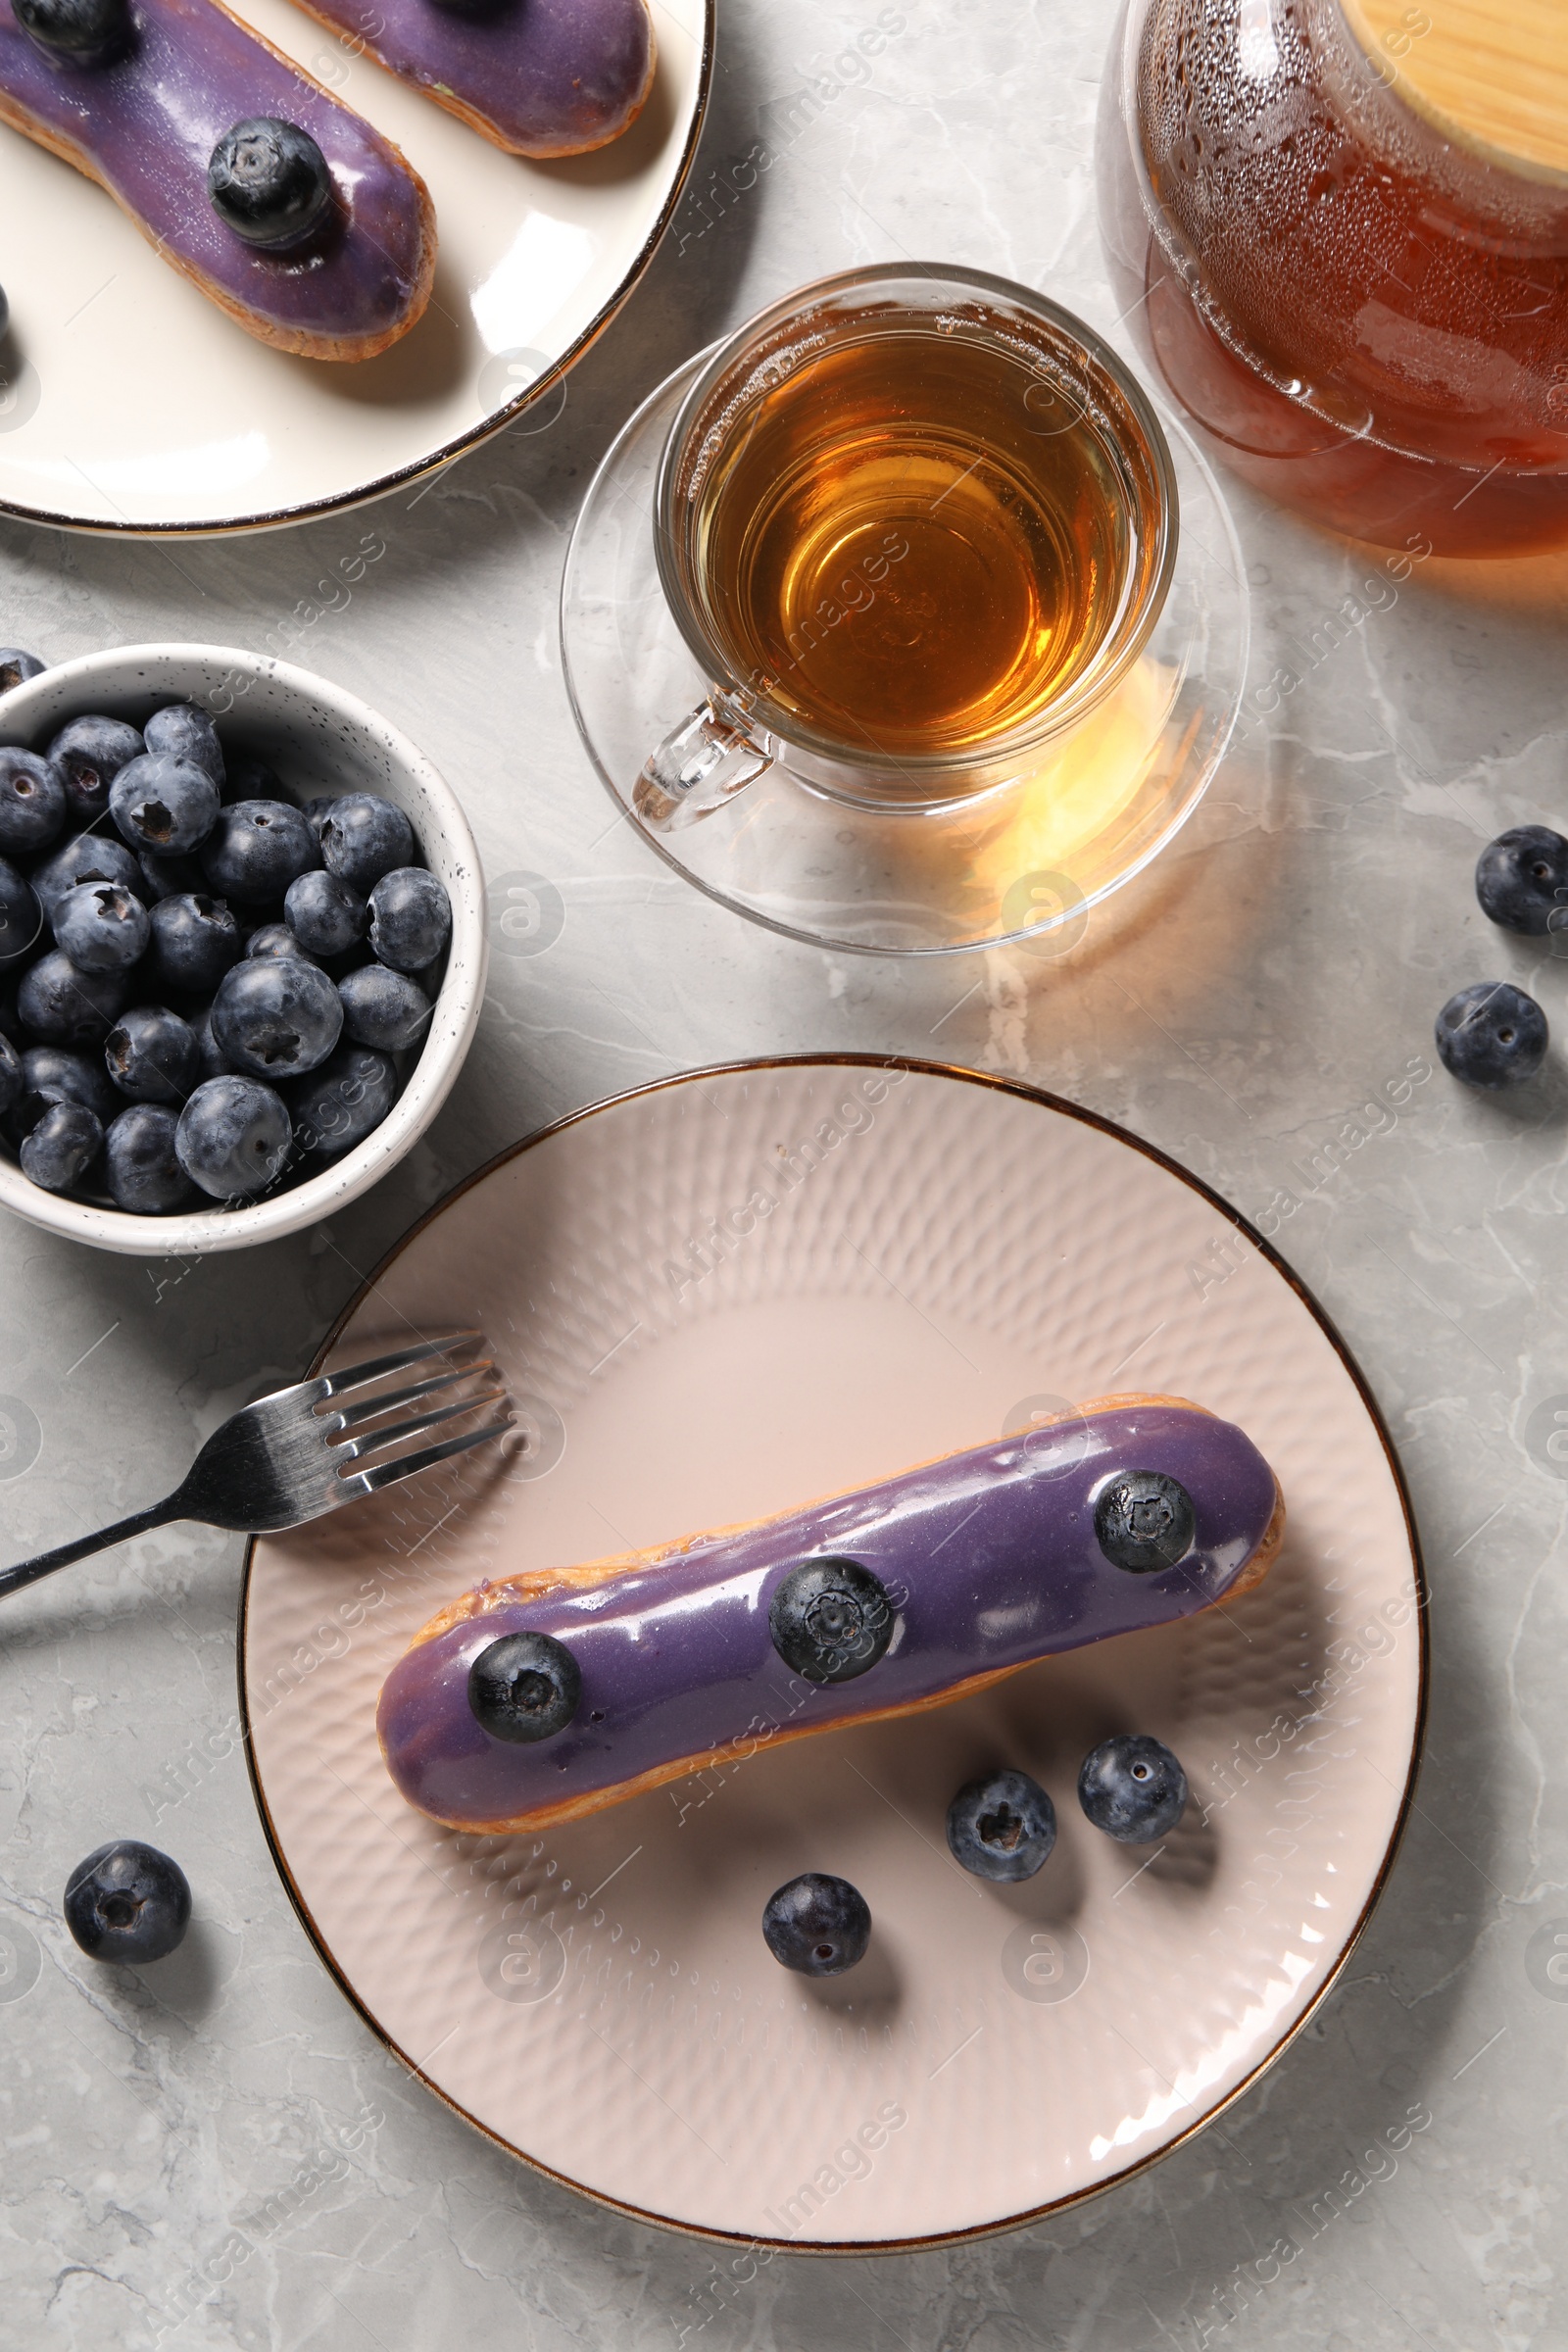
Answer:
0 645 486 1254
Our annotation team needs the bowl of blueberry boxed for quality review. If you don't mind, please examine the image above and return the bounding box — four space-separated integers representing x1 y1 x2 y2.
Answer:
0 643 486 1252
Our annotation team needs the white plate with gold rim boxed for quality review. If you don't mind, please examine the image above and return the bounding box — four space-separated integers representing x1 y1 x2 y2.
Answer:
241 1057 1426 2248
0 0 710 534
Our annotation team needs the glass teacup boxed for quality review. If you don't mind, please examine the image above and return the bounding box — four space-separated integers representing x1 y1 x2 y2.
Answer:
635 264 1180 830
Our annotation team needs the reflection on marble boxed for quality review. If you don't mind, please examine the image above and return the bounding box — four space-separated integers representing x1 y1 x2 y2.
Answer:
0 0 1564 2343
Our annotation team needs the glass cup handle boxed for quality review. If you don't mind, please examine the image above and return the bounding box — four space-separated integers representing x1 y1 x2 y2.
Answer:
633 699 774 832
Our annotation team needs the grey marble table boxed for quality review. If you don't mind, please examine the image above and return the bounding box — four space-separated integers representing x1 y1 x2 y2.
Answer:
2 0 1564 2344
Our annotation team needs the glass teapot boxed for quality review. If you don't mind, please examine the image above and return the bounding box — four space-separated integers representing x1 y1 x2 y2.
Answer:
1098 0 1568 557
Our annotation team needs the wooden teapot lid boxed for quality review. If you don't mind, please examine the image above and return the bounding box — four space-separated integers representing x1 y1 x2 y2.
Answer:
1340 0 1568 182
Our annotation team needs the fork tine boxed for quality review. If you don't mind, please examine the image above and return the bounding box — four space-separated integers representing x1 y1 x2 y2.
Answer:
333 1386 509 1464
327 1359 497 1432
341 1412 514 1495
317 1331 484 1399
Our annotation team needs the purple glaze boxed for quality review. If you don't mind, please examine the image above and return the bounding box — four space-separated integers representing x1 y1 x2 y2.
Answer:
0 0 432 354
378 1401 1280 1830
296 0 652 157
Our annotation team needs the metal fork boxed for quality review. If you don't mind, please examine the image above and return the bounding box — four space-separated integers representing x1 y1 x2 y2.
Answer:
0 1331 513 1602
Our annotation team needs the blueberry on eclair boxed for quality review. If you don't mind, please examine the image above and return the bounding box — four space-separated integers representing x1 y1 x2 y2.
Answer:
208 118 333 250
12 0 128 62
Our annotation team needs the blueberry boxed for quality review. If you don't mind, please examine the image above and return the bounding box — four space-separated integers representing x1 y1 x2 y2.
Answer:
201 800 320 904
1475 828 1568 936
303 795 335 844
221 751 293 807
0 855 41 969
769 1557 894 1683
209 119 333 249
15 1043 117 1129
467 1631 581 1741
63 1839 190 1963
337 962 431 1052
147 893 242 996
0 747 66 855
105 1005 199 1104
946 1768 1057 1882
105 1104 197 1213
285 868 366 958
111 754 220 856
288 1042 397 1156
1435 980 1547 1090
142 703 224 788
318 793 415 895
212 956 342 1078
0 648 47 695
1094 1471 1196 1573
368 866 450 973
51 879 151 973
32 830 147 919
191 1008 231 1083
174 1074 291 1198
13 0 127 55
246 922 316 964
136 848 206 904
46 714 144 826
18 950 126 1045
1077 1734 1189 1842
0 1031 19 1118
760 1873 870 1977
21 1100 102 1192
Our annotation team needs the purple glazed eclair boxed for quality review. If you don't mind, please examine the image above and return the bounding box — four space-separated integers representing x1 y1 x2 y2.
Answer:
0 0 435 361
378 1395 1285 1835
285 0 655 158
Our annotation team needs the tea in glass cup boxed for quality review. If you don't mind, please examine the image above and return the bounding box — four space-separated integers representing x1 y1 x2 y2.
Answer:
638 267 1179 826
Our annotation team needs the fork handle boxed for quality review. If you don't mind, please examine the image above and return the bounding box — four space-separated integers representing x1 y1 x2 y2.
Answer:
0 1498 181 1599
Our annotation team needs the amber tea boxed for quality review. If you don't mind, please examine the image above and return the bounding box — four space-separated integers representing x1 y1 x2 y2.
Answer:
1123 0 1568 555
680 320 1165 766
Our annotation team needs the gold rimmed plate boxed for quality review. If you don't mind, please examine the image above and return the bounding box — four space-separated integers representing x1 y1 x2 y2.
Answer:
0 0 710 534
240 1057 1425 2247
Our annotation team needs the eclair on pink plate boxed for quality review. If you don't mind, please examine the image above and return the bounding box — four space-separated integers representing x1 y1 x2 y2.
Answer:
378 1394 1286 1836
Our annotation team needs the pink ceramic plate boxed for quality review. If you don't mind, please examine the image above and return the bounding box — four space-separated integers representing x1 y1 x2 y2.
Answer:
241 1058 1426 2249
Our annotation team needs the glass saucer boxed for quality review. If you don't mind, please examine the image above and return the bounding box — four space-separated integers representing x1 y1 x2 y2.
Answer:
561 351 1250 956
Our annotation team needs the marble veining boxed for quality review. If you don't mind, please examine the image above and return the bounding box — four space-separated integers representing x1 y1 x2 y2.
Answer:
0 0 1564 2342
